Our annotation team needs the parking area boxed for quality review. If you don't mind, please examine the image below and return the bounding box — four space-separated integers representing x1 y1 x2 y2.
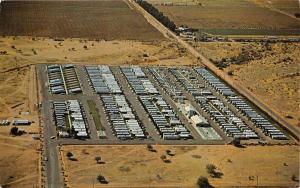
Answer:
121 66 192 140
196 68 288 140
147 67 223 141
86 65 147 140
170 68 262 141
52 100 89 138
39 64 293 145
46 64 82 95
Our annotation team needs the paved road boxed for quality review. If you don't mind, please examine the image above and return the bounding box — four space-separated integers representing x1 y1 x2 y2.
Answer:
127 0 300 142
38 65 64 188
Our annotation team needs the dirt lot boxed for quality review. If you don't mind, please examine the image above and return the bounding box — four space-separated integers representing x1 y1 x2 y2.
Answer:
0 61 40 187
154 0 300 35
194 42 300 129
0 0 163 40
0 133 39 188
61 145 299 187
0 36 196 69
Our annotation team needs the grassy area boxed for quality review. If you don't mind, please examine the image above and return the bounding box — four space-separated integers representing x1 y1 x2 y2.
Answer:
87 100 105 131
65 116 72 134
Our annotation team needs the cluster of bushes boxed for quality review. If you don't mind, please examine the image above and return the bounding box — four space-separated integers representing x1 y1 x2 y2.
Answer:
136 0 176 31
213 48 263 69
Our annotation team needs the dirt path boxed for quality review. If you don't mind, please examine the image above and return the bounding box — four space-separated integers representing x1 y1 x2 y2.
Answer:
27 65 37 113
2 175 38 187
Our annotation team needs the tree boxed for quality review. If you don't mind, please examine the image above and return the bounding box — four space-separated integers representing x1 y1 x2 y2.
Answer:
197 176 210 188
160 155 167 161
10 127 19 136
292 174 298 181
166 149 174 156
136 0 177 32
232 138 241 147
97 175 108 184
95 156 101 164
206 164 223 178
147 144 153 151
206 164 217 175
66 151 73 159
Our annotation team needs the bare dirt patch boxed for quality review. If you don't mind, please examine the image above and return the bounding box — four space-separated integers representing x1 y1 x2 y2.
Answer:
0 129 39 188
0 36 197 69
61 145 299 187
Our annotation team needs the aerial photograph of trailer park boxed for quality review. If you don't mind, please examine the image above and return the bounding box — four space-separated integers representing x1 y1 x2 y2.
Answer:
0 0 299 187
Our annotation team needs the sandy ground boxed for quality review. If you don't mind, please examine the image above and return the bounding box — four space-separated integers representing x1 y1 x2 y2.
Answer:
0 41 40 187
0 65 40 188
0 129 39 187
194 42 300 129
61 145 299 187
0 36 196 69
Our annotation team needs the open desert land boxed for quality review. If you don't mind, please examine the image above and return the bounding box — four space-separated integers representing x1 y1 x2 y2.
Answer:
0 134 40 188
0 62 40 187
0 36 196 68
61 145 299 188
152 0 300 35
194 41 300 129
0 0 164 40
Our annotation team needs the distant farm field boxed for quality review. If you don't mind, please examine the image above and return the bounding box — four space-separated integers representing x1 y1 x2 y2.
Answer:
154 0 300 35
0 1 164 40
251 0 300 16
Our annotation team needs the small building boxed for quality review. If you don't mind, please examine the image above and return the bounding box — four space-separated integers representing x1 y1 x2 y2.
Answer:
32 134 40 140
185 104 197 118
58 131 70 138
13 119 31 125
0 119 9 126
191 115 209 127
